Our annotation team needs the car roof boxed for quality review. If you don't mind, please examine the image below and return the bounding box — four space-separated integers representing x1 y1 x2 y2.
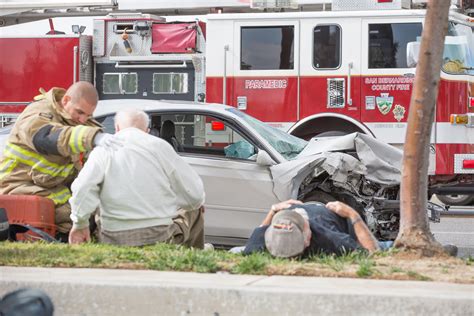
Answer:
95 99 234 117
96 99 286 163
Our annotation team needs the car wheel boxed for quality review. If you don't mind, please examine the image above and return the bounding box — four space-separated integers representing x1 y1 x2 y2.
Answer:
303 190 365 217
436 194 474 206
302 190 337 204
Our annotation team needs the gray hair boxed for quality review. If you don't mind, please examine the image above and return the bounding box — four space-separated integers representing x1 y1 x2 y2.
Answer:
114 109 150 131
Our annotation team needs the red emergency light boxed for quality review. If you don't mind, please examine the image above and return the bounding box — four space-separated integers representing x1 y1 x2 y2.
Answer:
469 97 474 108
463 160 474 169
377 0 393 2
211 121 225 131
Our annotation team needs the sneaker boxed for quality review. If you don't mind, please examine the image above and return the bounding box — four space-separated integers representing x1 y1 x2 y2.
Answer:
204 243 214 251
442 244 458 257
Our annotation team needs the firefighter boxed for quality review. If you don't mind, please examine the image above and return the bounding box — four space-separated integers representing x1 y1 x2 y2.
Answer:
0 81 120 241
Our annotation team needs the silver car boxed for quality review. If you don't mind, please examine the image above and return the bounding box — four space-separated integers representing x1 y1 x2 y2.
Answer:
1 99 439 246
91 99 430 246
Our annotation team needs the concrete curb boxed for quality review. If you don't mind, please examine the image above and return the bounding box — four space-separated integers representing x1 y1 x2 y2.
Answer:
0 267 473 315
440 210 474 217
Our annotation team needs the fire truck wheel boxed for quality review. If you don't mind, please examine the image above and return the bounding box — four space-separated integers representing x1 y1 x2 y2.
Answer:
436 194 474 206
315 131 347 137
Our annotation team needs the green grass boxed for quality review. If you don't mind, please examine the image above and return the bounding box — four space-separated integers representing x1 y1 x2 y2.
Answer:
309 251 368 272
356 258 375 277
390 266 403 273
0 241 468 282
406 270 432 281
466 256 474 266
0 241 375 275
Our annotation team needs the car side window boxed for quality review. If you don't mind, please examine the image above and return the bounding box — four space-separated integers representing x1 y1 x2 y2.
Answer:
95 115 116 134
150 113 257 161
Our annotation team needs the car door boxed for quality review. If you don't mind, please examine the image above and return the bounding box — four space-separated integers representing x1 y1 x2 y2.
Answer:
149 111 280 246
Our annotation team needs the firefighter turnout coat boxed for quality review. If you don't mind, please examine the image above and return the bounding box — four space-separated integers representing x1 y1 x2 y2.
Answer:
0 87 102 206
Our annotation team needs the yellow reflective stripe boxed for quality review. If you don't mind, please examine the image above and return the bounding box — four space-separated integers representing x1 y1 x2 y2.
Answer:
69 126 89 154
0 158 17 180
77 126 87 152
46 187 71 205
4 143 75 178
69 126 80 154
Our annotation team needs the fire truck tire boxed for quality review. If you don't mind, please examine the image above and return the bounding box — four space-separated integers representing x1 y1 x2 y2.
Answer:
436 194 474 206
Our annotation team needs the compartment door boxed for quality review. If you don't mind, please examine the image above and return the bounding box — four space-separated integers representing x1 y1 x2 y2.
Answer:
231 20 299 126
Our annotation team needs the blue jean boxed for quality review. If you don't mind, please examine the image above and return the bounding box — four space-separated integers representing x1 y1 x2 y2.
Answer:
378 241 394 250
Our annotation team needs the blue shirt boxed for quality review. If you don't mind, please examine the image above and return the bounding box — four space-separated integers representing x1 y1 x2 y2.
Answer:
243 203 361 257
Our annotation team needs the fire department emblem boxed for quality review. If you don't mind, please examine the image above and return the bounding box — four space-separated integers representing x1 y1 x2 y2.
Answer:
376 93 394 115
393 104 406 122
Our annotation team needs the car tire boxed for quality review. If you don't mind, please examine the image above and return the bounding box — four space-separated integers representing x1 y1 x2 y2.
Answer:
303 190 366 220
302 190 337 204
436 194 474 206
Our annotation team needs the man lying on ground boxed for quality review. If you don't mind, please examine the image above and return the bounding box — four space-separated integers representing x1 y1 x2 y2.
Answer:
68 109 205 248
243 199 385 258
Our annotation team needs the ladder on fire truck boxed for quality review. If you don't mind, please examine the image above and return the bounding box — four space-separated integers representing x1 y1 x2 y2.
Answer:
1 0 471 27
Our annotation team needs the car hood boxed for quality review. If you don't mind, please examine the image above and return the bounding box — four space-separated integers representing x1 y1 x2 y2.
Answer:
270 132 403 201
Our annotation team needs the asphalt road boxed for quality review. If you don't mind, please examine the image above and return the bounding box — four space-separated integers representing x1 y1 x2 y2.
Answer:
430 206 474 258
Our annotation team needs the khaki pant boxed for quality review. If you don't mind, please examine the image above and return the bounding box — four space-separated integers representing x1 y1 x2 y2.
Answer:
55 203 72 234
100 209 204 248
55 204 99 237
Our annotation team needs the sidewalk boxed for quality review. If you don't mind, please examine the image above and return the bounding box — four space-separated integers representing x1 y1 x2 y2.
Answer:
1 267 473 315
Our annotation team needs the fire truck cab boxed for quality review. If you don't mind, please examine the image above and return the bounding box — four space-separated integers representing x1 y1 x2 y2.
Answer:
204 1 474 199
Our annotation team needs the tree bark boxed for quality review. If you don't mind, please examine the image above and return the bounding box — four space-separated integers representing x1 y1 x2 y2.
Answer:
394 0 451 256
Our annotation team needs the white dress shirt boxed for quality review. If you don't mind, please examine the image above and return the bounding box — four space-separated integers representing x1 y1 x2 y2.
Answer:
69 127 205 232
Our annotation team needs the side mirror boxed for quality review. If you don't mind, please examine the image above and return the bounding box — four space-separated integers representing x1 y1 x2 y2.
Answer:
406 41 420 68
256 149 276 166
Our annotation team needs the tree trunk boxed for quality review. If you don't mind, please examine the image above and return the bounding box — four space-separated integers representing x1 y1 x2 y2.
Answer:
394 0 451 256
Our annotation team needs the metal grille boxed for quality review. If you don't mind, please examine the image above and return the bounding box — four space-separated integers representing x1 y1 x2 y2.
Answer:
327 78 345 108
251 0 298 9
332 0 402 10
0 114 17 128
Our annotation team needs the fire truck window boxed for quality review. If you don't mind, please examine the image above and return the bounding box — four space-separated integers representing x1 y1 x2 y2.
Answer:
241 26 294 70
441 22 474 75
103 74 120 94
153 73 188 94
121 73 138 94
369 23 422 69
103 73 138 94
313 25 341 69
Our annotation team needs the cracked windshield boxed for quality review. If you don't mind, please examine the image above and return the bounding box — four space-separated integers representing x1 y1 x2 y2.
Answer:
441 22 474 74
228 108 307 160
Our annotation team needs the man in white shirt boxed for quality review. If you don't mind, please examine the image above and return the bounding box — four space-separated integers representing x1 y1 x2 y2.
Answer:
68 109 205 248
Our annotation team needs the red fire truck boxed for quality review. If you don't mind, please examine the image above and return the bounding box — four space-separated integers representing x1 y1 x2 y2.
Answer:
0 13 206 126
0 0 473 203
203 0 474 204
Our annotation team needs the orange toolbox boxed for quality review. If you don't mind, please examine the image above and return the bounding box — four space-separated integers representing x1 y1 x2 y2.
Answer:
0 195 56 241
